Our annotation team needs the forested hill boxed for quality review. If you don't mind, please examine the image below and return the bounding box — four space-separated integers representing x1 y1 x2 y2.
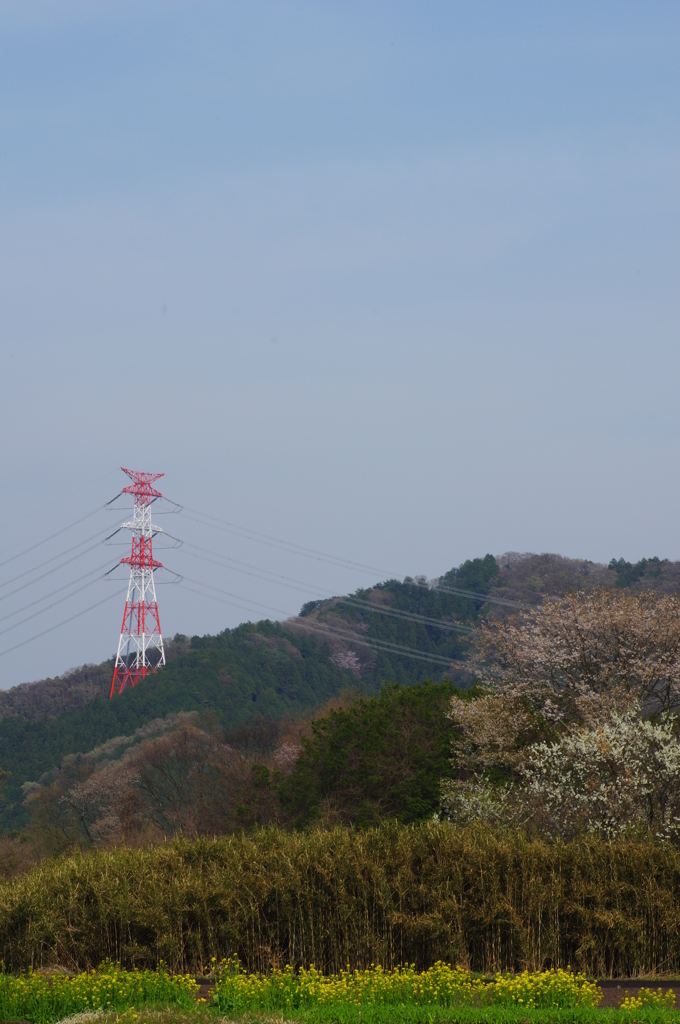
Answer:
0 550 677 833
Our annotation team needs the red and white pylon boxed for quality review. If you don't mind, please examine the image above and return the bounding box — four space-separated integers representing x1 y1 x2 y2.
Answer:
110 467 166 698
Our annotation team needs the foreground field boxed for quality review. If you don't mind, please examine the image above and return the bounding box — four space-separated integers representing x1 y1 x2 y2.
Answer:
0 963 199 1024
210 960 601 1016
2 963 680 1024
46 1011 680 1024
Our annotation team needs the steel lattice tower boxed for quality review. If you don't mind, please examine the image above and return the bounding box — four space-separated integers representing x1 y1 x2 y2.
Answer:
110 468 166 698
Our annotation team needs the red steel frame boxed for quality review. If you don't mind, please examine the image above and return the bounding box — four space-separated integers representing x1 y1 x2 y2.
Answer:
110 468 166 697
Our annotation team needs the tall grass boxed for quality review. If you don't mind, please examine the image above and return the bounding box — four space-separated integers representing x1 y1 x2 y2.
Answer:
1 822 680 976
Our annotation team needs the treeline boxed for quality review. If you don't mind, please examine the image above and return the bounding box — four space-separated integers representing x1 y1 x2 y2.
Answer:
0 623 358 833
1 555 505 836
0 557 501 834
19 579 680 856
26 681 458 850
2 551 676 836
2 822 680 978
298 554 499 679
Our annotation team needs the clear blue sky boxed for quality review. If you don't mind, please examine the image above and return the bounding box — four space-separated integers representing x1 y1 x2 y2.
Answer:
1 2 679 686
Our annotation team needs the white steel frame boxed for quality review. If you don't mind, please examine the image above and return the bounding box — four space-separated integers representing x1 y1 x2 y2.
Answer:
113 498 166 678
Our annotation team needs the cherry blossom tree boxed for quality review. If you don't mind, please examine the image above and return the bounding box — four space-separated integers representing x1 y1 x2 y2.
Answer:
442 591 680 840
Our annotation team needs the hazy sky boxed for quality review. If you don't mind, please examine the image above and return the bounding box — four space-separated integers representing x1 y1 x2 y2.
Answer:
1 2 680 688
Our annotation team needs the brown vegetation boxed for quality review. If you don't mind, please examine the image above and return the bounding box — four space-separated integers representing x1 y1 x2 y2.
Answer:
1 823 680 978
0 637 189 723
25 696 357 853
488 552 680 607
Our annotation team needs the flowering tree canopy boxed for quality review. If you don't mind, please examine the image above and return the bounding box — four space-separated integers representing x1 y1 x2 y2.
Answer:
442 590 680 841
474 589 680 721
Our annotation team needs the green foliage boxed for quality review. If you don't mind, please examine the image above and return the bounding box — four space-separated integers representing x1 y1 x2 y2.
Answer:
0 622 357 833
0 559 495 835
222 1010 680 1024
299 599 328 618
2 823 680 977
440 552 500 596
31 1008 680 1024
322 555 499 689
608 556 665 588
279 681 459 827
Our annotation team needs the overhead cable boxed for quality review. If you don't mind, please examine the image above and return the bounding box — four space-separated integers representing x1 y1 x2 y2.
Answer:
180 579 291 619
0 564 120 639
177 507 391 576
432 583 520 608
0 532 113 605
0 525 113 593
0 468 120 532
179 576 455 668
179 544 322 598
336 596 475 634
0 559 115 627
287 617 454 668
176 504 521 609
0 498 119 572
0 588 125 660
172 537 478 634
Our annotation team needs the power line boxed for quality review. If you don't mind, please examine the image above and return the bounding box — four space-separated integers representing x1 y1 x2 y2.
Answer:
172 536 478 635
0 482 504 672
0 501 115 571
0 588 124 660
0 532 113 605
0 559 115 627
180 578 291 618
176 504 521 609
177 541 333 598
0 525 113 593
336 596 475 634
291 617 455 668
0 469 119 533
179 575 456 669
432 582 520 608
0 564 119 640
178 507 391 577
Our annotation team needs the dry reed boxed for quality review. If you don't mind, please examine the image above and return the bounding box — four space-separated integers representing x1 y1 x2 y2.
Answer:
0 822 678 977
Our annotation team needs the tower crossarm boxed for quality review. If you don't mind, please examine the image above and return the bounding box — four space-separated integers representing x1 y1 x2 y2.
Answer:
120 467 164 504
120 519 164 535
121 548 163 570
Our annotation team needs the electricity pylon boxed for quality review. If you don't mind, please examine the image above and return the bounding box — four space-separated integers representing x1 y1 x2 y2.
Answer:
110 468 166 697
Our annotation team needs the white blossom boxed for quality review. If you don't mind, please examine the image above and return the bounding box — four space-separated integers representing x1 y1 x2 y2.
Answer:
443 591 680 841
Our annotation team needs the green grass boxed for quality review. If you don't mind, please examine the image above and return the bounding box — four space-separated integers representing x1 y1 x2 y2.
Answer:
49 1010 680 1024
210 962 602 1019
1 961 679 1024
0 962 199 1024
251 1011 680 1023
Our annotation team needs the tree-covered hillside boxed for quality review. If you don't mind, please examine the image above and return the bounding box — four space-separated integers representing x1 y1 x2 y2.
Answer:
0 556 501 832
0 622 357 831
2 550 678 836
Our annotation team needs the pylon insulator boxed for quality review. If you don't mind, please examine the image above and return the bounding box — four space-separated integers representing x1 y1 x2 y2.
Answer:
110 467 166 698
